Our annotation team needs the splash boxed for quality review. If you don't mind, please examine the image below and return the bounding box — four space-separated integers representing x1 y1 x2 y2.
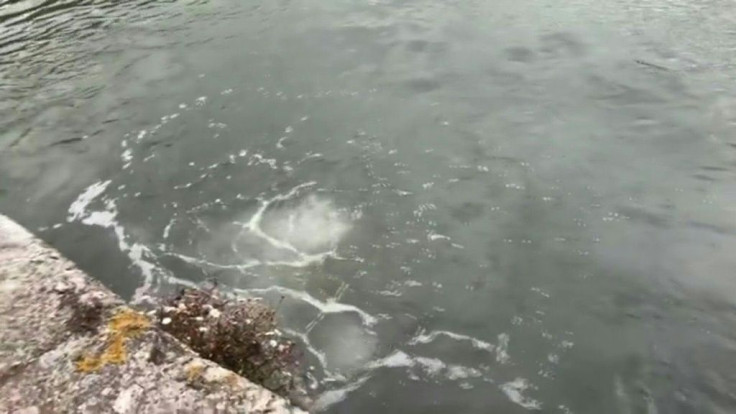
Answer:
258 194 352 255
220 184 354 268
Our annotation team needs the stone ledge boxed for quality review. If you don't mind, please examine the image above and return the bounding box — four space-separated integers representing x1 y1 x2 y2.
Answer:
0 214 306 413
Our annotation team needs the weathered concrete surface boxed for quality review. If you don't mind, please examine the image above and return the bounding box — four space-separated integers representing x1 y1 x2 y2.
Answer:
0 214 307 413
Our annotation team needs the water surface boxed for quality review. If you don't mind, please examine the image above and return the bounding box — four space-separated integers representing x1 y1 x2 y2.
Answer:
2 0 736 412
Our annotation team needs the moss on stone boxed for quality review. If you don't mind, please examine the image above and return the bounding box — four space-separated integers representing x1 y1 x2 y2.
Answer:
185 362 205 384
76 308 150 373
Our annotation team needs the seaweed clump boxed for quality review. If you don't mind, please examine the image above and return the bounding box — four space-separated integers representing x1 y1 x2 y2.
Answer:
155 287 303 399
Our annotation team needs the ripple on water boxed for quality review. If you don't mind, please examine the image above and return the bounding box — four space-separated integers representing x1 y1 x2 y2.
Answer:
60 65 596 412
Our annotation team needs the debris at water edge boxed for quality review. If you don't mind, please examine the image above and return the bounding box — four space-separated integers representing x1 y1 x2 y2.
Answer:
155 286 309 407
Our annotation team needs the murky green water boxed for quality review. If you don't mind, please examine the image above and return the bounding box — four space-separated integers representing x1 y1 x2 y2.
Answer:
3 0 736 412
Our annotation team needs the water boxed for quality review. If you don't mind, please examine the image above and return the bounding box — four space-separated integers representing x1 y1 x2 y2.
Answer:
3 0 736 412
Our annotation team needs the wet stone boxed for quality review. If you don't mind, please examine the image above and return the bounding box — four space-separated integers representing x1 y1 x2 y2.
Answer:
0 214 305 414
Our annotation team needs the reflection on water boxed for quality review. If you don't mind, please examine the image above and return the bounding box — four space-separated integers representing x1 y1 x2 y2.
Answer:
3 0 736 412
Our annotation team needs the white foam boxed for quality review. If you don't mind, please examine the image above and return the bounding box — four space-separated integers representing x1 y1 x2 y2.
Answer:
242 285 377 327
496 333 511 364
276 136 288 149
414 356 445 376
281 328 331 377
446 365 482 380
244 183 314 244
313 376 370 412
67 181 171 302
262 195 350 253
68 180 112 222
249 153 279 169
370 350 414 368
500 378 542 410
233 183 354 268
121 149 133 169
162 218 175 239
166 252 261 272
428 233 450 241
409 329 495 352
531 287 551 298
367 350 482 382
